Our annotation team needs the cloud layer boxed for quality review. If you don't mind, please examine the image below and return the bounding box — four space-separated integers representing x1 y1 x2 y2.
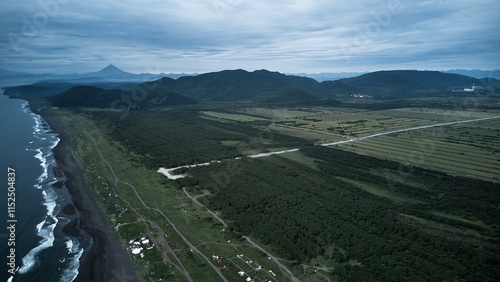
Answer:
1 0 499 73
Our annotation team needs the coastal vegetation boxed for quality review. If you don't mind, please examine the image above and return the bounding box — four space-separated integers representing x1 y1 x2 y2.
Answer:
48 108 295 281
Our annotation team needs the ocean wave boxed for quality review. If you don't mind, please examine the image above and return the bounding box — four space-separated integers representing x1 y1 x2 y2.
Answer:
34 147 58 183
34 148 48 181
44 189 59 217
19 187 60 274
36 218 46 233
30 113 59 184
59 243 84 282
65 238 74 251
20 104 85 281
18 109 61 275
18 221 57 274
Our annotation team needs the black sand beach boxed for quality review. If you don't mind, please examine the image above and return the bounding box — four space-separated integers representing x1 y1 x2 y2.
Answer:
28 99 138 282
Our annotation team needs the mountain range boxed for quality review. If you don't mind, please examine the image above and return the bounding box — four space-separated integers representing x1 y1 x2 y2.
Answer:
442 69 500 80
294 69 500 82
129 69 499 102
3 66 500 108
2 64 499 87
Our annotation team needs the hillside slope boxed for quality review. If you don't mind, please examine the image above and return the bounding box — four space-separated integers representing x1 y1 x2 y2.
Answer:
339 70 486 96
49 85 196 108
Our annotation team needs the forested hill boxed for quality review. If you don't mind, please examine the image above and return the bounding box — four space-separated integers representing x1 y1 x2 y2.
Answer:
133 69 346 101
49 85 197 108
339 70 495 95
134 69 320 102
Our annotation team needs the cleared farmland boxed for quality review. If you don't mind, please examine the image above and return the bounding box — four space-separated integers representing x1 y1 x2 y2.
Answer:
234 107 500 140
337 119 500 179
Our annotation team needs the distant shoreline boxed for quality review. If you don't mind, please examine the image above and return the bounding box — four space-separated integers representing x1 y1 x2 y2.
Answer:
24 97 138 282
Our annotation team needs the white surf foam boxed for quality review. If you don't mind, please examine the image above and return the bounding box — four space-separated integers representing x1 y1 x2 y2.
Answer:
20 104 84 280
19 187 60 274
59 245 84 282
36 218 46 233
18 221 57 274
18 111 61 275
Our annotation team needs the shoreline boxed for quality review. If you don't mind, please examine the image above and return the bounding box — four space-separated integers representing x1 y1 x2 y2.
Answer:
25 97 138 282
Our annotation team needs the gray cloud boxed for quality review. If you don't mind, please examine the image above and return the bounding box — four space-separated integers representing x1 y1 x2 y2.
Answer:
0 0 498 74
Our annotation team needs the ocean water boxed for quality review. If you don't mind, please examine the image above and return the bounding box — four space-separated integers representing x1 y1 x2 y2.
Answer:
0 93 91 281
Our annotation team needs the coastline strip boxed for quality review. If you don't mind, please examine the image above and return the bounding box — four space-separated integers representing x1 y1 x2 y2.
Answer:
26 99 138 282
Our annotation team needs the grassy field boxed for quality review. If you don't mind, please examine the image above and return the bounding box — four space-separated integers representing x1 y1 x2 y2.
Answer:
232 107 500 140
201 111 269 122
337 177 428 205
337 118 500 179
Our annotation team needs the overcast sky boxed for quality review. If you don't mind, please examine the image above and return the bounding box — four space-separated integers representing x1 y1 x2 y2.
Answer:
1 0 499 74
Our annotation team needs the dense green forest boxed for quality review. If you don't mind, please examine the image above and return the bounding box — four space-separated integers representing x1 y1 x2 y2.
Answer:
182 146 500 281
84 110 309 168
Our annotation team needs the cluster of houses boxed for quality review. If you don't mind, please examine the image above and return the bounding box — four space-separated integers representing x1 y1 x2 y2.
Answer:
211 253 277 281
212 255 234 270
212 255 225 263
351 94 373 99
128 236 154 259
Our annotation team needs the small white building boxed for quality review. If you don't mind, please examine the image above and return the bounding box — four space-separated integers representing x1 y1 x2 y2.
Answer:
132 247 143 255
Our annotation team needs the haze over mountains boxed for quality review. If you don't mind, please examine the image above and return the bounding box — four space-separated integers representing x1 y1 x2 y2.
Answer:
3 65 500 108
0 64 197 86
1 65 499 85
